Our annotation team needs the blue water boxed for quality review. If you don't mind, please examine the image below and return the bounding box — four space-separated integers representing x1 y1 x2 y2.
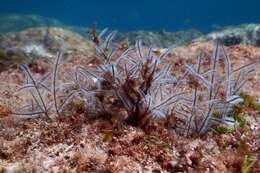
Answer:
1 0 260 32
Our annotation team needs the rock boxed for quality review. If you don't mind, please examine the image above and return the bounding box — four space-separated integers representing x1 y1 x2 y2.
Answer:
0 14 64 33
0 14 203 48
206 24 260 46
0 162 26 173
2 14 260 49
0 27 95 64
115 29 203 48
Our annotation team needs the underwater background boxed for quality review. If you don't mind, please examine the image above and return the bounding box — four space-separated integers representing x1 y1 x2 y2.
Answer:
0 1 260 172
0 0 260 33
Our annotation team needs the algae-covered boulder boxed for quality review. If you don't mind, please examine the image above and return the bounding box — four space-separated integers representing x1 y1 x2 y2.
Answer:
0 27 95 64
115 29 203 48
0 14 64 33
206 24 260 46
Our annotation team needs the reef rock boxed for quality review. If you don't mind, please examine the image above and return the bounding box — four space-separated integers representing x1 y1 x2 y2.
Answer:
0 27 95 64
115 29 203 48
206 23 260 46
0 14 64 33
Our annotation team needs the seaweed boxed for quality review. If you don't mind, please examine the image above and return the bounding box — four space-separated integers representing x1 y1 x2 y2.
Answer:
233 113 246 128
101 129 127 142
180 43 257 135
12 64 51 119
239 93 260 111
12 30 257 135
12 51 81 119
211 125 235 135
0 104 11 118
241 155 256 173
77 34 185 127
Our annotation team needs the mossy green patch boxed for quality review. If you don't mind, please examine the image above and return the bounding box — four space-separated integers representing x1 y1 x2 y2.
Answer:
212 111 222 118
73 100 87 113
232 104 245 115
227 93 260 129
240 93 260 111
211 125 235 135
241 155 256 173
233 113 246 128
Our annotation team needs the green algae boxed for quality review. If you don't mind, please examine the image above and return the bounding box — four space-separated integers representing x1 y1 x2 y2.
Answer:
211 125 235 135
240 93 260 111
233 113 246 128
241 155 256 173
